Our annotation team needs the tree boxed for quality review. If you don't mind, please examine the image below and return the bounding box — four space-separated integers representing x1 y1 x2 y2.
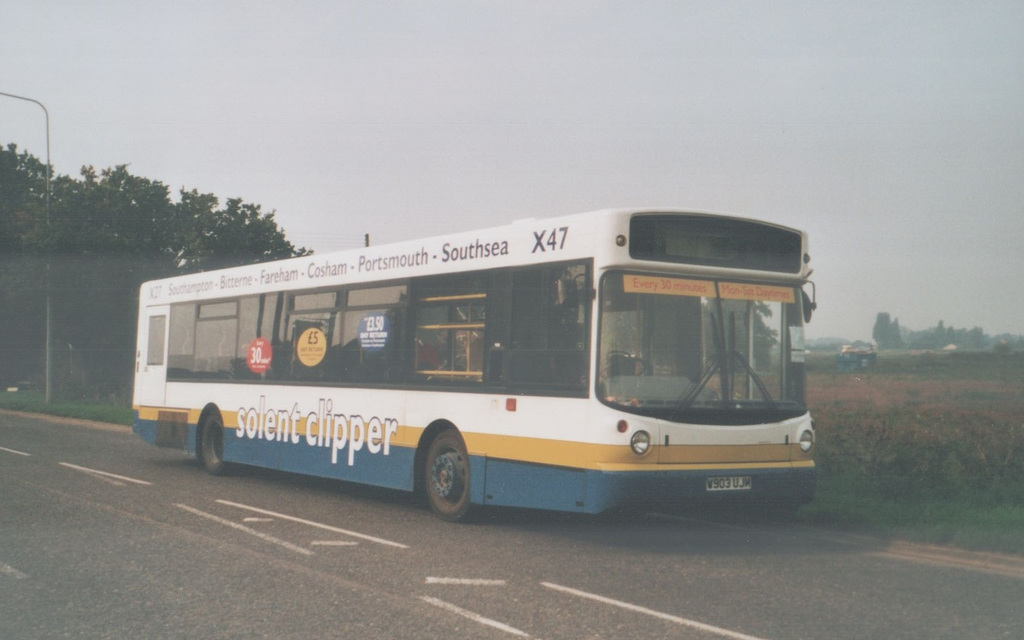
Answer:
872 312 890 347
965 327 986 350
32 164 185 396
0 144 49 387
176 192 309 272
0 144 309 399
872 312 903 350
0 143 47 253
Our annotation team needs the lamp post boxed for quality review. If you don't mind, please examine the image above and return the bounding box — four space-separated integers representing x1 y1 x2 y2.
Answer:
1 91 52 403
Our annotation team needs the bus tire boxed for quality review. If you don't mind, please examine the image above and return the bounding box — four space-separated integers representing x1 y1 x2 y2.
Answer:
424 430 472 522
198 412 228 476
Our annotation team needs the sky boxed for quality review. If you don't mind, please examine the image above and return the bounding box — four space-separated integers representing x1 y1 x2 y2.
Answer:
3 1 1022 341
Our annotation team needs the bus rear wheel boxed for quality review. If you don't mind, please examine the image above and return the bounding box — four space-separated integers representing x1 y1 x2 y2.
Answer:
198 412 228 476
425 430 472 522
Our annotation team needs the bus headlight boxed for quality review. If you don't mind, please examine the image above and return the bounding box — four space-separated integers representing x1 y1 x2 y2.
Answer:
799 429 814 452
630 430 651 455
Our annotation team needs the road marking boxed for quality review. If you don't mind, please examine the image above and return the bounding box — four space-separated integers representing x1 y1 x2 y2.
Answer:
426 577 508 586
542 582 770 640
420 596 533 638
311 540 359 547
243 517 273 523
0 446 31 456
175 504 314 556
216 499 409 549
84 474 125 486
59 462 152 486
0 562 29 580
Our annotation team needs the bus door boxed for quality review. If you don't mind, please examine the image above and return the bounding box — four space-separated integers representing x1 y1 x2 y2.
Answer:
136 305 169 407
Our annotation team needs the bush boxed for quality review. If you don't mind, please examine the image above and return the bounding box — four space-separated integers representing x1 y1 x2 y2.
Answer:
814 405 1024 502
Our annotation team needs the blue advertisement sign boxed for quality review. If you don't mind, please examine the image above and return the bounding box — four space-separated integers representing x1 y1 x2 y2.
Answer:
359 312 390 351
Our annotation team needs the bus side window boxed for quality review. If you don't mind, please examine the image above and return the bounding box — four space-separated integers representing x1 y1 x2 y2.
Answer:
509 262 589 391
414 276 487 384
194 301 238 378
336 285 408 383
167 303 196 378
146 315 166 366
281 291 338 381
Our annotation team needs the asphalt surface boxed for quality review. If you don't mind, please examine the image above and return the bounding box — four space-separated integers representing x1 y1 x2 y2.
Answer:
2 410 1023 639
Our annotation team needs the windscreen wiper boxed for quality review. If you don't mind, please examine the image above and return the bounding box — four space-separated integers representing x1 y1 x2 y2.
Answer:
680 310 776 409
680 310 726 408
727 310 775 405
729 350 774 403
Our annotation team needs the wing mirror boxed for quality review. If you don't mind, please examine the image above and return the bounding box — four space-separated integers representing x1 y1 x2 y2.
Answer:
802 283 817 324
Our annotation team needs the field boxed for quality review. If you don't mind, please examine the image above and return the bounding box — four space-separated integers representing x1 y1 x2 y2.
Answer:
804 350 1024 553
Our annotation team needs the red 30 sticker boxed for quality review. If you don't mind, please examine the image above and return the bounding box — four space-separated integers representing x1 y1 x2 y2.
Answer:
246 337 273 374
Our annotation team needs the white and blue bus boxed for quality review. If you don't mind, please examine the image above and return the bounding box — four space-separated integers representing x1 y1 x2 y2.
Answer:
133 208 817 520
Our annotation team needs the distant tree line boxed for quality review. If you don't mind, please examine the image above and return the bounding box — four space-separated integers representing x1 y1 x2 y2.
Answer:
872 312 1019 352
0 143 309 400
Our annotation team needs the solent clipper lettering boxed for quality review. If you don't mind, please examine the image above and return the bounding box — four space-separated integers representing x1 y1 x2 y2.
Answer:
236 396 399 466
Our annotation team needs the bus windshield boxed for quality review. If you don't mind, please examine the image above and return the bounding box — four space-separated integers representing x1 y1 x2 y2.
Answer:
598 272 807 424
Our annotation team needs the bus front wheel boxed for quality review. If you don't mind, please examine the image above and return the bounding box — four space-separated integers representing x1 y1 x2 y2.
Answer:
425 431 472 522
198 412 228 476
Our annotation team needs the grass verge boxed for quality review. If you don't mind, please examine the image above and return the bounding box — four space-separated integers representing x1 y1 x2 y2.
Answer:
802 475 1024 555
0 391 133 426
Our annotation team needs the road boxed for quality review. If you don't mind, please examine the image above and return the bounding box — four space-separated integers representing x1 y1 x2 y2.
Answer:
2 410 1023 639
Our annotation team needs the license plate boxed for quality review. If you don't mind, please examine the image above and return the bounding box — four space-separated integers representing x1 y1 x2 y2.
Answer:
706 476 752 491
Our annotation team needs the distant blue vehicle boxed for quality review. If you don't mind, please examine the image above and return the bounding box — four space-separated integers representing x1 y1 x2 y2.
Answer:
836 346 876 372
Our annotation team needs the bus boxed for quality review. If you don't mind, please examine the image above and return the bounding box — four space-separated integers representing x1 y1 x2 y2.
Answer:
133 208 817 520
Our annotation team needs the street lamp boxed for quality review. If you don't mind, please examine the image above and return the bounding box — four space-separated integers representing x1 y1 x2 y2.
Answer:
1 91 52 403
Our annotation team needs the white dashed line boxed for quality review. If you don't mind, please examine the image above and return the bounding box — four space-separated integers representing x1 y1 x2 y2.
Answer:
542 582 770 640
215 499 408 549
0 562 29 580
420 596 533 638
175 504 313 556
426 577 507 586
59 462 152 486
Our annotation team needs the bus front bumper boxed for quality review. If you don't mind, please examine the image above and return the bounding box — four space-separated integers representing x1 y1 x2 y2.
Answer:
583 463 817 514
479 457 816 514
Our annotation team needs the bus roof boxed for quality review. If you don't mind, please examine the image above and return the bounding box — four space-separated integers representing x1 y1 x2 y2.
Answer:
140 208 809 305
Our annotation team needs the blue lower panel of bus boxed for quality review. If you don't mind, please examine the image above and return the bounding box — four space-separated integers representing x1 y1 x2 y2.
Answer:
482 459 589 512
226 429 418 492
133 413 416 491
482 457 816 514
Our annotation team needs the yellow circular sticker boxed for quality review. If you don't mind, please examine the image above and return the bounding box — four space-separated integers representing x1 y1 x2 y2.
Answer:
296 327 327 367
